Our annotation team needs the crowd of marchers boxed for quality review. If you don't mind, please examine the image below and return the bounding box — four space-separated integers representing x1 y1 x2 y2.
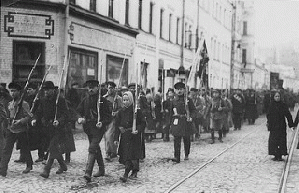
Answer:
1 80 299 183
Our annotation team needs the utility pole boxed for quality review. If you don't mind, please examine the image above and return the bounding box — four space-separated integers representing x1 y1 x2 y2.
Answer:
230 2 236 92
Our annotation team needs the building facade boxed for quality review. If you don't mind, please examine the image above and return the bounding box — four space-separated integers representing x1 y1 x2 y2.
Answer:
231 0 245 89
1 0 138 90
240 0 255 89
2 0 269 93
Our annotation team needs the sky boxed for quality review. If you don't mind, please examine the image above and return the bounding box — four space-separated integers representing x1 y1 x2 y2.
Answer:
255 0 299 48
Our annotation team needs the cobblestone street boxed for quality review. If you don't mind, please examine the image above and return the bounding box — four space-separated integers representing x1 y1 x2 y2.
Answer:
0 115 298 193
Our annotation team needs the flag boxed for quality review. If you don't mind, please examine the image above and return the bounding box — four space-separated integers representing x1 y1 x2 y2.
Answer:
199 41 209 88
186 39 209 89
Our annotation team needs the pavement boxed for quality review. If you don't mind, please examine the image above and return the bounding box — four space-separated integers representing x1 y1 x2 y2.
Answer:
0 114 298 193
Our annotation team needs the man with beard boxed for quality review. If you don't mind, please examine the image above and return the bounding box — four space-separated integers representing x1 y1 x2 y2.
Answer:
103 81 122 161
77 80 112 182
0 82 33 176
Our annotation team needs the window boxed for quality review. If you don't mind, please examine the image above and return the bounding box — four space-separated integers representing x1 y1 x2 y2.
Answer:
224 9 226 26
138 0 142 29
243 21 247 35
188 25 192 49
125 0 129 25
218 42 220 60
169 14 172 41
149 2 154 33
106 55 128 86
176 18 180 44
90 0 96 12
211 38 213 58
108 0 114 18
213 40 216 59
69 0 75 4
219 6 222 22
160 9 164 38
13 41 45 83
68 48 98 88
242 49 247 64
140 61 148 88
215 3 218 19
184 23 188 48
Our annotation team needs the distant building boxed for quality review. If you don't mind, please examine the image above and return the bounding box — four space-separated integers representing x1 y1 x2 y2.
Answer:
240 0 255 89
231 0 245 89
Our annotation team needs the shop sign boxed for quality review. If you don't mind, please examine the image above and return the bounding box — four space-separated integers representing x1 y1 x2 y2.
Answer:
4 12 54 39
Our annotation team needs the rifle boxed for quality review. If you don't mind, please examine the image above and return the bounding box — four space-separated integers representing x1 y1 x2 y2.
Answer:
112 54 126 114
150 87 156 119
54 52 70 123
96 61 103 128
30 65 52 113
13 53 41 121
161 69 164 113
132 62 139 134
185 83 191 122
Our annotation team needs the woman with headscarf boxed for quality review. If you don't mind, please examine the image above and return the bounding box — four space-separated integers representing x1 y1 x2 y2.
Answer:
114 91 145 182
267 91 294 161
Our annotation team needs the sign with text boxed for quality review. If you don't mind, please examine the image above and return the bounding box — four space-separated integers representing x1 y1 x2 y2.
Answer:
4 12 54 39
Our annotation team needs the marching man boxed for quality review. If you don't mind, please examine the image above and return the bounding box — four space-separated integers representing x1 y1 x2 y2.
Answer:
76 80 112 182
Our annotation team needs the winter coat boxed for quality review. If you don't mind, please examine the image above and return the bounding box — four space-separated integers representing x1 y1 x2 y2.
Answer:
170 95 196 137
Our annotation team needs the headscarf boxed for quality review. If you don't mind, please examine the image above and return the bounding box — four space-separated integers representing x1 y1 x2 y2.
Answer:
122 91 134 108
271 91 282 103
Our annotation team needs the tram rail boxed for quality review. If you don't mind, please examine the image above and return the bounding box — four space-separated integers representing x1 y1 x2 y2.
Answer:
278 126 299 193
164 121 264 193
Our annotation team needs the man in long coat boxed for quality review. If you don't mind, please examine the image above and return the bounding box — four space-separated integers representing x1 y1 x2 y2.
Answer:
170 82 196 163
77 80 112 182
32 81 68 178
103 81 122 161
0 82 33 177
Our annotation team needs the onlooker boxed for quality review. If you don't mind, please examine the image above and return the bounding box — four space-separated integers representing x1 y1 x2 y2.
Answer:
267 91 293 161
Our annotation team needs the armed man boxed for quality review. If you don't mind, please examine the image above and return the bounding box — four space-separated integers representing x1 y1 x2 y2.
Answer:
0 82 33 177
170 82 196 163
103 81 122 161
76 79 112 183
31 81 69 178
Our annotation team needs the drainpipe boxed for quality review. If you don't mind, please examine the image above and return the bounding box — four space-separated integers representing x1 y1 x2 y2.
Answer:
62 0 70 91
230 2 236 91
180 0 186 70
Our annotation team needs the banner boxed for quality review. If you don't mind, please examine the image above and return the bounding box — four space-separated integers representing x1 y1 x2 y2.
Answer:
270 72 280 90
186 39 209 89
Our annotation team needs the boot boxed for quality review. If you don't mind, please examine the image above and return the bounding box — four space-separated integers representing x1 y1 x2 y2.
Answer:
22 165 33 174
40 158 54 178
93 152 105 177
93 167 105 177
218 131 223 143
120 168 130 182
276 155 283 161
65 153 71 164
210 131 215 144
129 170 138 179
84 153 96 182
56 158 67 174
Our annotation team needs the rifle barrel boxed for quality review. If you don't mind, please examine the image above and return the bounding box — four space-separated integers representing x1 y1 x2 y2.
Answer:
13 53 41 120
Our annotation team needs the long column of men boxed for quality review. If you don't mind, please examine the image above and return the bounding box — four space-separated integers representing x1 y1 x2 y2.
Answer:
1 79 299 183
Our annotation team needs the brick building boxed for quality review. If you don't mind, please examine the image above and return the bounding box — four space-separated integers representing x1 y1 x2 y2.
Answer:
0 0 138 89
